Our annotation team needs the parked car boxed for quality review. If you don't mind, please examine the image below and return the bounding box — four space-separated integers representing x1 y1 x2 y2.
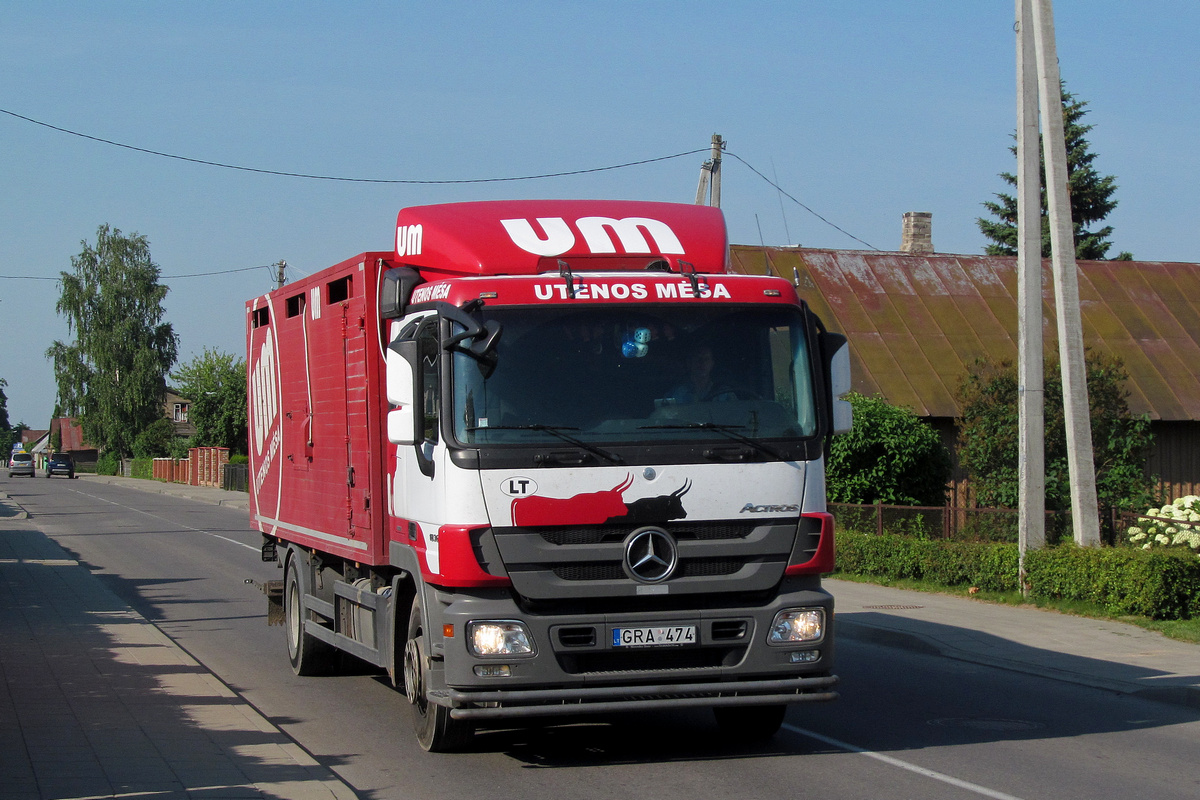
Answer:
8 452 34 477
46 452 75 479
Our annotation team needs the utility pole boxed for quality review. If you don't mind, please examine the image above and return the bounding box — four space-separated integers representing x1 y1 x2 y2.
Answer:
695 134 724 207
1016 0 1045 592
1029 0 1101 547
274 260 288 290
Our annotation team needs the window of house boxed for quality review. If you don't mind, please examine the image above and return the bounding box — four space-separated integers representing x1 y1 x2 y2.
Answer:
174 403 189 423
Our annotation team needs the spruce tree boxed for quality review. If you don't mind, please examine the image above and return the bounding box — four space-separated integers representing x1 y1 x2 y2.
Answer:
978 85 1132 261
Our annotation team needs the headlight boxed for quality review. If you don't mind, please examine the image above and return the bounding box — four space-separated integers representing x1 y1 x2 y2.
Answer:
467 620 534 656
768 609 825 644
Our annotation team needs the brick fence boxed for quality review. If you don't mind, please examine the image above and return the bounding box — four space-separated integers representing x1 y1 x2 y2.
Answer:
152 447 230 488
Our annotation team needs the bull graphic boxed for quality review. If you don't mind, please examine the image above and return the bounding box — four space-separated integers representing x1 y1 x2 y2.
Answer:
607 480 692 525
510 474 635 527
509 475 691 527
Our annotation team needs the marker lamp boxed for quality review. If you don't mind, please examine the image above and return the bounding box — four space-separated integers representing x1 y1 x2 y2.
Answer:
768 609 825 644
467 620 534 657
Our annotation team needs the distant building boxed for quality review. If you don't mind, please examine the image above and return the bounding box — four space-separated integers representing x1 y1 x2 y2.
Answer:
729 213 1200 502
50 417 98 466
165 389 196 439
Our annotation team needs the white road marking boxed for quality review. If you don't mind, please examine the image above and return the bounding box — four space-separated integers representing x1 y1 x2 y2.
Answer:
69 487 259 552
783 724 1028 800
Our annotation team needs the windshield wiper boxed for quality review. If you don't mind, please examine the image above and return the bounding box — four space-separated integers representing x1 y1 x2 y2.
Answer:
639 422 782 460
467 424 625 464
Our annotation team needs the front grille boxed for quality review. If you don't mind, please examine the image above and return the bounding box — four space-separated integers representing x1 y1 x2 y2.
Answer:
552 563 625 581
491 518 799 601
538 520 751 546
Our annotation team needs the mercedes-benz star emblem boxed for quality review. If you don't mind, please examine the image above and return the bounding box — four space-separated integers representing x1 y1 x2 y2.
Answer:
623 527 678 583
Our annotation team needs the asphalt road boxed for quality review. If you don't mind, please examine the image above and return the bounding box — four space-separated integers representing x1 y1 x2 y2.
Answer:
8 474 1200 800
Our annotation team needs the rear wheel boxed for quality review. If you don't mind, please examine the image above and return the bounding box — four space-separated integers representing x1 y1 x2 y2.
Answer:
284 554 335 676
403 597 474 752
713 704 786 741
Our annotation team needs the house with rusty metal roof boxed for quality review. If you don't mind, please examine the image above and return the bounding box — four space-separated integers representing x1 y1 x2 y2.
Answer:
729 214 1200 501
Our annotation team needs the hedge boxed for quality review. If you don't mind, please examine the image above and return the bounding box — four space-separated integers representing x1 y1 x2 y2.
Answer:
130 458 154 480
834 530 1200 620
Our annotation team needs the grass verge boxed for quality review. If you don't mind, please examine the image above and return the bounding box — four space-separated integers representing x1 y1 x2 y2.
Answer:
831 571 1200 645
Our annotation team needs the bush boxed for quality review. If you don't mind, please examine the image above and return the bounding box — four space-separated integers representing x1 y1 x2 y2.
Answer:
130 458 154 480
835 530 1200 620
96 451 120 475
835 531 1019 592
827 393 951 506
1025 545 1200 620
1127 496 1200 554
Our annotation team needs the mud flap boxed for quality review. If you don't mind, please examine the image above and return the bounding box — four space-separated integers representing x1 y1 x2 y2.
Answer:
263 579 285 626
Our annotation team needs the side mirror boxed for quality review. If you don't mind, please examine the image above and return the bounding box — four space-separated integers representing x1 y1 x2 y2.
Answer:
380 266 424 320
386 337 419 445
821 332 853 434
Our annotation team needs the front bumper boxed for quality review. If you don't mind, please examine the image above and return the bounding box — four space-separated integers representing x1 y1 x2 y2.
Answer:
425 579 837 720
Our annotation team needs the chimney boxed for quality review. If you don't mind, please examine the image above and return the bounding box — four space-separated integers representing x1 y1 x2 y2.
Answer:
901 211 933 253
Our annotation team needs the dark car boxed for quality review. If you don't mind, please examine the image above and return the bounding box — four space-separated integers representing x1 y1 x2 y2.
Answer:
46 452 75 479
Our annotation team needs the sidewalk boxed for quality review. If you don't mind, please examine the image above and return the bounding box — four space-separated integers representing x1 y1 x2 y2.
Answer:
832 578 1200 709
0 485 357 800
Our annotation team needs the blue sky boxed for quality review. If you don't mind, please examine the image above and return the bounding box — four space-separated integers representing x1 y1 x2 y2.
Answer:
2 1 1198 428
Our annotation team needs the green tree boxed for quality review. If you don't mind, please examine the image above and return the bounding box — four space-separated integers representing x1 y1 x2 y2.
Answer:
978 85 1132 261
0 378 12 455
47 225 178 457
132 417 181 458
171 348 247 454
826 393 952 506
956 353 1154 524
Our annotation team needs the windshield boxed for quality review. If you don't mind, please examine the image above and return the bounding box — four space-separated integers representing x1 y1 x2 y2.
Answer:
451 304 817 447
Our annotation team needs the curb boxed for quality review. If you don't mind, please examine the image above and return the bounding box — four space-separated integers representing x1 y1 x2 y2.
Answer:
839 618 1200 710
0 492 29 520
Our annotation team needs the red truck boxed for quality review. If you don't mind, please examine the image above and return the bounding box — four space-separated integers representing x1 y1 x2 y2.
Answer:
248 200 851 751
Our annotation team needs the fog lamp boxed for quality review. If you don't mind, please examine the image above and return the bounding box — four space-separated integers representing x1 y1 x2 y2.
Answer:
473 664 512 677
768 609 825 644
467 620 534 656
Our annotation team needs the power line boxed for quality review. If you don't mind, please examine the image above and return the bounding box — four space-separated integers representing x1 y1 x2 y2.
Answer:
2 107 878 250
165 264 274 279
2 264 274 281
0 107 707 184
724 151 879 250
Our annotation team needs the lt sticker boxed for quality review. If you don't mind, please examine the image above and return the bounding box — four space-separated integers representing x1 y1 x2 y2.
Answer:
501 477 538 497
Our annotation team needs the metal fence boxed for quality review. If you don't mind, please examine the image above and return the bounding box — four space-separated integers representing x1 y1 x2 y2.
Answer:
830 501 1074 544
222 464 248 493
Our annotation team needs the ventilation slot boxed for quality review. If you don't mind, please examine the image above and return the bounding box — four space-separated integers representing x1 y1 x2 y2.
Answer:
556 627 597 648
710 620 748 641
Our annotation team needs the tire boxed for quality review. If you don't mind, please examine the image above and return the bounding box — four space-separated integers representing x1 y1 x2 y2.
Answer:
712 704 786 741
403 596 474 752
284 554 335 676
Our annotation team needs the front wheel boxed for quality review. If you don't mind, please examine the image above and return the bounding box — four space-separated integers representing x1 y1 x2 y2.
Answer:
713 704 786 741
403 597 474 752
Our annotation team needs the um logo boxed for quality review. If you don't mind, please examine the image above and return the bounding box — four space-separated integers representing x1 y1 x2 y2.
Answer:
500 216 685 257
396 224 423 257
250 329 279 456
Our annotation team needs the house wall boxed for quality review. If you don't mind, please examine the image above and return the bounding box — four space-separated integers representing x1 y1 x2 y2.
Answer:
1147 421 1200 501
927 417 1199 508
